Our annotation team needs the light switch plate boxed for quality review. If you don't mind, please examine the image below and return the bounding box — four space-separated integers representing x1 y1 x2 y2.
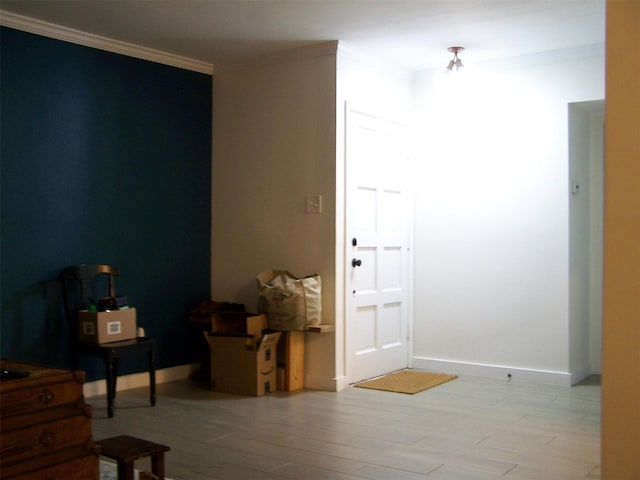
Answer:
305 194 322 214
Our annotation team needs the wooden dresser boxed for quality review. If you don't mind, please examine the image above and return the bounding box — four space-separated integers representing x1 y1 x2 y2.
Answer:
0 359 99 479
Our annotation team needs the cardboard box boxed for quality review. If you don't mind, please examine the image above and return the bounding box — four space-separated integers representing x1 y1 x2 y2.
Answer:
192 311 266 337
203 328 281 396
78 308 137 344
188 301 251 334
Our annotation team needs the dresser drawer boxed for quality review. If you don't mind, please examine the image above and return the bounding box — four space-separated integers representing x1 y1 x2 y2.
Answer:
1 399 90 434
0 360 97 479
0 441 99 479
0 413 91 466
0 363 84 419
4 449 99 480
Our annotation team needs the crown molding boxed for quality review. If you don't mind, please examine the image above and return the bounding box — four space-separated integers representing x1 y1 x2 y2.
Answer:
0 10 214 75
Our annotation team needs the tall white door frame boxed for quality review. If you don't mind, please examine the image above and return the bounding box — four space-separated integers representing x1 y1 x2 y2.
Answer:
343 104 414 385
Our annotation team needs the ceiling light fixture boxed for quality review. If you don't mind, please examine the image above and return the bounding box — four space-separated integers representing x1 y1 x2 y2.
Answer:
446 46 464 71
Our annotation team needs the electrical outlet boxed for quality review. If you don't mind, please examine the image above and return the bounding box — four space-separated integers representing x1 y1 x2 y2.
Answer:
571 180 581 194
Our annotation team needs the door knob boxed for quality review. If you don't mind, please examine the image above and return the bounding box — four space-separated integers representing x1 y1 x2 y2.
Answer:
352 258 362 267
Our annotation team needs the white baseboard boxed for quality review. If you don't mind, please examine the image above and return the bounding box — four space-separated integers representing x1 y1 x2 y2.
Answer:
412 356 576 386
83 359 587 397
83 363 199 398
334 375 349 392
568 368 593 386
304 374 345 392
84 363 342 397
85 359 584 396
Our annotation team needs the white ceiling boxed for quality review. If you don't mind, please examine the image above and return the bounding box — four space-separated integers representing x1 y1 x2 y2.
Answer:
0 0 605 71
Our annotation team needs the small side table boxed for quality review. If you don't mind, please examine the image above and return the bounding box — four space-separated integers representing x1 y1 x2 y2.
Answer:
96 435 170 480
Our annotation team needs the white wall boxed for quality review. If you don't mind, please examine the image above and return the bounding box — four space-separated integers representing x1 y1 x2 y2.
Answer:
588 111 604 374
569 101 604 377
211 44 338 390
411 50 604 384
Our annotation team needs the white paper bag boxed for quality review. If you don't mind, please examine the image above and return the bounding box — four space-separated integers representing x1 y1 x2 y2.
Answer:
257 270 322 330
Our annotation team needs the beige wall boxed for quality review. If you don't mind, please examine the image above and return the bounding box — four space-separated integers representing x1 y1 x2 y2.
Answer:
602 0 640 477
211 48 338 390
211 43 414 391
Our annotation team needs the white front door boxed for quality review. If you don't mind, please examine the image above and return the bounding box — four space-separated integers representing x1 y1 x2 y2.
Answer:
346 107 412 384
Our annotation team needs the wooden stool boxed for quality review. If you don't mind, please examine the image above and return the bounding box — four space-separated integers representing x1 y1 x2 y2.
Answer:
96 435 170 480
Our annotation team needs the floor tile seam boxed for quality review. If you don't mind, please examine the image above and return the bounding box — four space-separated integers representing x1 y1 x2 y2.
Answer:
350 461 446 478
503 462 603 480
388 445 520 475
407 438 600 470
269 448 436 478
201 432 399 475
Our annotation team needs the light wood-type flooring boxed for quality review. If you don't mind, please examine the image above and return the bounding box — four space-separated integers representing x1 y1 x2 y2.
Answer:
91 374 600 480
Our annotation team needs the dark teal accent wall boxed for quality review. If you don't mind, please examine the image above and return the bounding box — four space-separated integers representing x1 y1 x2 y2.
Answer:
1 27 212 380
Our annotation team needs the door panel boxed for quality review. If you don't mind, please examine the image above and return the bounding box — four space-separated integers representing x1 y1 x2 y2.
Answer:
346 107 411 384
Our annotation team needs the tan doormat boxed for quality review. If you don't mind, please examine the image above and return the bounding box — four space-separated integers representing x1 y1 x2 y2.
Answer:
355 369 457 394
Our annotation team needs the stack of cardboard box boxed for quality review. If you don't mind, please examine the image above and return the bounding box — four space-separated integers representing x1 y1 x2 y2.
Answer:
203 314 281 396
